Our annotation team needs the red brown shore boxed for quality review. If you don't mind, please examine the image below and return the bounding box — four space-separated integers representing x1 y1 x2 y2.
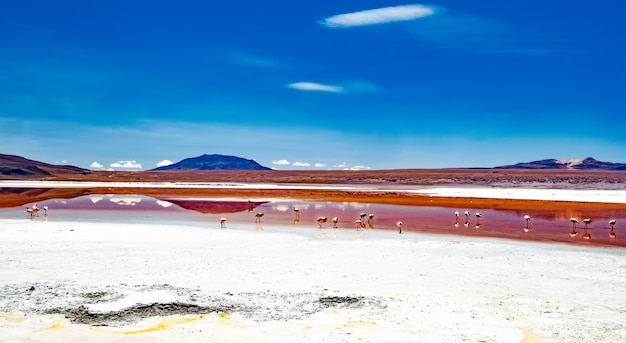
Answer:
2 168 626 248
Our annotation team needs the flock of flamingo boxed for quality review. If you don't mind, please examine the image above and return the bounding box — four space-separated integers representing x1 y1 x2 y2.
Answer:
567 217 618 239
25 204 48 219
25 202 619 239
216 207 619 239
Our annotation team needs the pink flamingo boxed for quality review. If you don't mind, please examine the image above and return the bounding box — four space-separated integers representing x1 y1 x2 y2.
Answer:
354 220 366 231
316 217 328 228
609 219 616 238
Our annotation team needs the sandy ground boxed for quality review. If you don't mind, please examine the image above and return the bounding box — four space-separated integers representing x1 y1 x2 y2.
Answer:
1 214 625 342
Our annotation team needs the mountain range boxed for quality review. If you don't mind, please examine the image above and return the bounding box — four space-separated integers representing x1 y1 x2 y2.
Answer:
0 154 91 178
494 157 626 170
1 154 625 180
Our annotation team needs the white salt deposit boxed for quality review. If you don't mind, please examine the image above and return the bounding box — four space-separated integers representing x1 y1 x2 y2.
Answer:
1 217 625 342
2 180 626 203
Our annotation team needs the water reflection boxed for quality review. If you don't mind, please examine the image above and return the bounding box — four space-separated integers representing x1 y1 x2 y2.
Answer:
0 191 624 248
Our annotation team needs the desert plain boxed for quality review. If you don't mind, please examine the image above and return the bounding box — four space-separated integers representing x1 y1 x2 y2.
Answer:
1 169 625 342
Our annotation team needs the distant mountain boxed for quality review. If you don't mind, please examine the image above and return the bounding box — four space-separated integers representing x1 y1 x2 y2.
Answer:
151 154 271 171
0 154 91 178
495 157 626 170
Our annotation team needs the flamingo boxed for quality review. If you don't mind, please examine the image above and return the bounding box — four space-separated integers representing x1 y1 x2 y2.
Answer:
43 206 49 216
255 212 264 223
454 211 459 227
332 217 339 228
464 211 470 227
569 218 578 237
220 217 227 228
316 217 328 228
354 220 366 231
608 219 616 238
26 207 34 219
397 221 403 234
524 215 531 232
359 213 367 223
32 204 40 217
581 218 592 239
367 214 374 224
293 207 300 219
475 213 481 228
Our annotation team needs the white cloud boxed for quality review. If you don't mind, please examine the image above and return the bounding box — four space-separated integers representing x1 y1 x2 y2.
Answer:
321 5 436 28
156 159 174 167
334 162 349 168
350 165 372 171
314 163 326 168
110 160 142 169
292 161 311 167
272 159 291 165
90 161 104 169
287 82 344 93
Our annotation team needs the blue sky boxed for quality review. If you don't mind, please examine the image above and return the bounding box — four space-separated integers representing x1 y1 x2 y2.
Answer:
1 1 624 170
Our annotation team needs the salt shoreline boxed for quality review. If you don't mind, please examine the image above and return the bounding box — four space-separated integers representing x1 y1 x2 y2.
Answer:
1 218 625 342
2 180 626 204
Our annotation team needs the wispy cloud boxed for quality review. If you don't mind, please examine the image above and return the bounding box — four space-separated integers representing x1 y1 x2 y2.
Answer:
230 53 282 69
156 159 173 167
292 161 311 167
314 163 326 168
287 82 344 93
321 5 436 28
110 160 142 169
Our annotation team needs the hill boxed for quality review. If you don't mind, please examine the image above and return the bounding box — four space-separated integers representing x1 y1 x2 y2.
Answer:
495 157 626 170
151 154 271 171
0 154 91 178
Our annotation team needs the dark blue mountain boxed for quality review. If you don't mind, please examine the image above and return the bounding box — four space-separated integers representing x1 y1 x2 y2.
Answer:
151 154 271 171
